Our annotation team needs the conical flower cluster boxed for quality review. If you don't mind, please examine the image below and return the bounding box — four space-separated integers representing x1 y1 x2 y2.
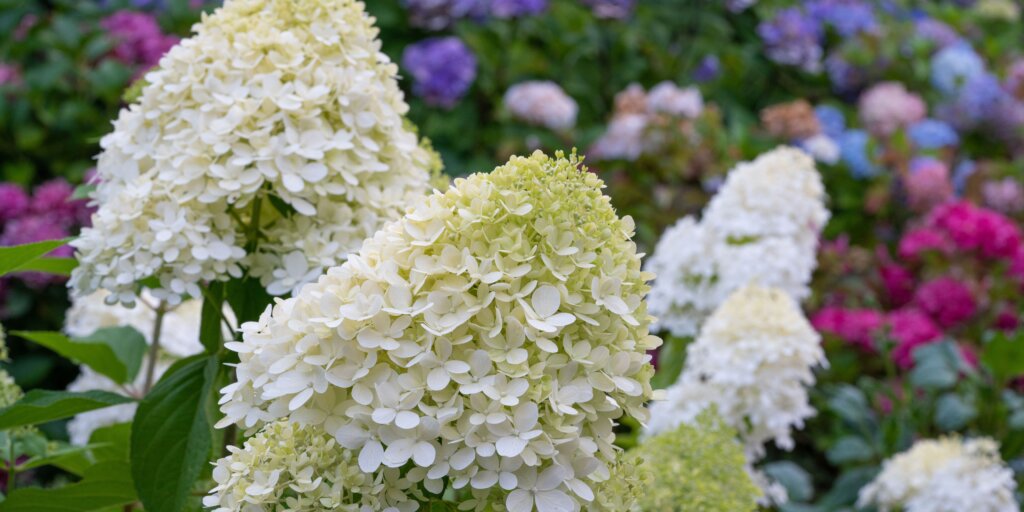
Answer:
71 0 437 306
214 151 660 511
646 146 829 337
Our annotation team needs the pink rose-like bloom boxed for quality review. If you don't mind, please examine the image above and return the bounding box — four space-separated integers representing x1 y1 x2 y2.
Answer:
0 184 29 224
880 262 915 307
897 227 953 261
904 158 953 213
812 306 885 350
983 178 1024 214
888 308 943 368
995 308 1019 331
929 201 1022 260
858 81 927 137
101 11 179 73
913 277 976 328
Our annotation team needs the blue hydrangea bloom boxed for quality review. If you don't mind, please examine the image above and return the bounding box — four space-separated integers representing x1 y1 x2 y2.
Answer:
757 8 823 72
839 129 878 178
491 0 548 18
402 37 478 109
403 0 489 31
930 43 986 96
815 104 846 138
952 159 976 195
807 0 877 38
825 52 864 92
908 119 959 148
693 55 721 83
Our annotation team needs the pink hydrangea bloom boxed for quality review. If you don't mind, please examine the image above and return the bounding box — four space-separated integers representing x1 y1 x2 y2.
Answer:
880 262 915 307
101 11 179 73
858 81 927 137
888 308 943 368
904 158 953 212
913 277 976 328
983 177 1024 214
0 63 20 86
812 306 885 350
0 184 29 224
897 227 953 261
928 201 1022 260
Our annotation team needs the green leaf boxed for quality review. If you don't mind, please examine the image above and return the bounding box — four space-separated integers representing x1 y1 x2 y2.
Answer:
89 422 131 464
934 393 977 431
131 356 218 512
10 257 77 276
0 239 72 277
0 461 135 512
762 461 813 502
18 444 94 472
226 276 273 325
651 335 689 389
981 331 1024 383
0 390 132 430
826 436 874 465
200 282 226 353
826 385 874 426
909 341 959 390
14 327 147 384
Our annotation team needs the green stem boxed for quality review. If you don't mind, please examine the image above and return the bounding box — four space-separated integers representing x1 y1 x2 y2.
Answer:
7 436 15 492
142 302 167 394
246 193 264 253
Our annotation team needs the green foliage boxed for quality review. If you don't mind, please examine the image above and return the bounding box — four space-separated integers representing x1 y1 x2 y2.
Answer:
13 327 147 385
0 461 136 512
0 390 132 430
631 412 760 512
0 239 71 277
130 355 220 512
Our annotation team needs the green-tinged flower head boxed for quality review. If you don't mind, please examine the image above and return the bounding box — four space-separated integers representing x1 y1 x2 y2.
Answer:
591 451 651 511
218 150 661 511
632 412 759 512
206 421 368 511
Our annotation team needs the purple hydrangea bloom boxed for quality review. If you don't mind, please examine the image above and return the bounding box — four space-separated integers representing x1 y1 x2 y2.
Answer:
815 104 846 138
908 119 959 149
938 73 1008 131
915 18 960 48
825 52 865 92
726 0 757 12
693 55 721 82
758 8 823 72
402 37 478 109
491 0 547 18
930 43 985 96
0 184 29 224
579 0 636 19
403 0 489 30
30 179 79 226
807 0 877 38
838 129 878 178
101 11 179 73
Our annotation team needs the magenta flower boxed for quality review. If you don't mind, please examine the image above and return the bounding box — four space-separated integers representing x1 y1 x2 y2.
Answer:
897 227 953 262
101 11 179 73
812 306 885 350
913 277 976 328
888 308 943 368
879 262 915 307
0 184 29 224
928 201 1022 260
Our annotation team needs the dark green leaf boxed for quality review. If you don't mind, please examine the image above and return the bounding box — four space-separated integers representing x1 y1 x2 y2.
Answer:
762 461 813 503
934 393 977 431
981 331 1024 384
89 422 131 464
0 239 72 277
0 390 132 430
226 276 273 326
200 282 226 353
909 342 959 390
826 436 874 465
651 335 689 389
14 327 147 384
131 356 218 512
0 461 135 512
827 385 873 426
18 444 94 472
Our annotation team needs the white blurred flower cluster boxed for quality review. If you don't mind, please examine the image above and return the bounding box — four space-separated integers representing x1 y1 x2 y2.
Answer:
589 81 703 161
858 437 1019 512
646 146 829 337
214 151 660 511
647 285 826 458
70 0 437 306
63 290 212 445
503 81 578 130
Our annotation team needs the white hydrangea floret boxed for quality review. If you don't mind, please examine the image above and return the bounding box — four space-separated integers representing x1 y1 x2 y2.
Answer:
646 146 829 337
646 285 827 460
858 437 1019 512
215 151 660 511
70 0 437 306
503 81 579 131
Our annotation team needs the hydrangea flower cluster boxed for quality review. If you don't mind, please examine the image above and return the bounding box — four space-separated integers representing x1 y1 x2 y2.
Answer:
757 7 823 73
858 437 1019 512
100 11 179 74
503 81 578 130
646 146 829 337
0 324 22 409
71 0 438 306
579 0 636 19
588 82 704 161
632 412 760 512
402 36 478 109
647 285 827 464
858 81 926 137
215 151 660 511
402 0 488 31
63 290 214 445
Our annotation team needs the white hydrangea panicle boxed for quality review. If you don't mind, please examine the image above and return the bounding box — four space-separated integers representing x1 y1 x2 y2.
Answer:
646 285 827 460
216 151 660 511
858 437 1019 512
63 290 217 444
70 0 437 306
646 146 829 337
